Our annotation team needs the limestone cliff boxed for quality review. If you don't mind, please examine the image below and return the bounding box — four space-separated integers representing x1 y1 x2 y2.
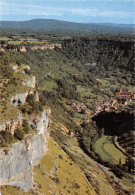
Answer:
11 64 36 88
0 63 51 192
0 109 51 192
11 90 34 107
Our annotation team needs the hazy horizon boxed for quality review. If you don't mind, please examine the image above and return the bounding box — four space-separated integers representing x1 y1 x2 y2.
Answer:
1 0 134 24
0 18 134 25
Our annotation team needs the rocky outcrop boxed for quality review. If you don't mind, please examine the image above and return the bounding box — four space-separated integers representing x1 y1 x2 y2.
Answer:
12 65 30 73
11 90 33 107
11 64 36 88
11 90 39 107
19 46 27 52
22 75 36 88
0 63 51 192
9 65 38 136
31 43 61 50
0 47 5 52
0 112 23 134
35 91 39 102
12 65 18 71
0 109 51 192
0 43 62 53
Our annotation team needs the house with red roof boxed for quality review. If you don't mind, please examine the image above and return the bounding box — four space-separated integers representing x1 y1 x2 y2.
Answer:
115 89 134 101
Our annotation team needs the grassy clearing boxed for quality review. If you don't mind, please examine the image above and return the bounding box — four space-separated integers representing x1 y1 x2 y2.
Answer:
8 41 20 45
120 177 134 192
76 85 106 102
0 37 10 41
0 185 29 195
74 112 85 119
95 136 126 164
61 65 81 76
33 137 93 195
39 80 57 92
27 41 43 44
72 117 82 126
77 85 91 98
12 71 29 81
73 113 85 125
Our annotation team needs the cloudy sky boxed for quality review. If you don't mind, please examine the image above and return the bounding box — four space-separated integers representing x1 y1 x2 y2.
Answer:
0 0 134 24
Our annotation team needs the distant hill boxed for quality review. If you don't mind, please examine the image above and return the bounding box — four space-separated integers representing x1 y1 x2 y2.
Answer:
0 19 134 34
91 22 135 29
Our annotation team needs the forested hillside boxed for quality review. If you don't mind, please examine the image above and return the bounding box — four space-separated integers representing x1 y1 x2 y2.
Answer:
0 19 134 34
62 35 134 71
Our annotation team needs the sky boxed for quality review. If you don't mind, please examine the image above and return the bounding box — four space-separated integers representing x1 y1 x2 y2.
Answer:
0 0 134 24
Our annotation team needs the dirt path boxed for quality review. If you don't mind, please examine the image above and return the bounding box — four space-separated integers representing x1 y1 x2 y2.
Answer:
36 69 55 83
114 136 135 162
114 136 127 154
80 148 128 194
36 60 76 83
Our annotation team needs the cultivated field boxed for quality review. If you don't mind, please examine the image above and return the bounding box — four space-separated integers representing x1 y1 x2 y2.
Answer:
95 136 126 164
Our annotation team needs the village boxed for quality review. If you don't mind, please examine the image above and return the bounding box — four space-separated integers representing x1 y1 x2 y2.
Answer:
72 88 134 120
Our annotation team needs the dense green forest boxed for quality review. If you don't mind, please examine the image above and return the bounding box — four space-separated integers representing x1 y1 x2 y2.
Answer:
62 36 134 71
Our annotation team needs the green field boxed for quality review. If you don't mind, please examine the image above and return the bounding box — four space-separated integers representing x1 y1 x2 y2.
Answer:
0 37 10 40
8 41 20 45
95 136 126 165
39 80 57 92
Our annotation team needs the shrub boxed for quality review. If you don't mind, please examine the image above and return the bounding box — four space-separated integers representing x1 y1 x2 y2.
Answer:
23 126 30 134
26 94 42 113
27 110 32 115
14 128 24 140
24 68 31 75
0 137 6 147
54 177 60 183
0 131 14 147
32 101 42 112
58 154 63 159
22 119 30 133
26 94 35 105
72 182 80 189
22 119 29 127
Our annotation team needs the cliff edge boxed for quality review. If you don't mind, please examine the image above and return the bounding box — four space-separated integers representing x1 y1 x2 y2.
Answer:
0 62 51 191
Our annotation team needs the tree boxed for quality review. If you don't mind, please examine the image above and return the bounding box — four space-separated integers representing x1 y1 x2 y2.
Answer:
14 128 24 140
1 40 8 46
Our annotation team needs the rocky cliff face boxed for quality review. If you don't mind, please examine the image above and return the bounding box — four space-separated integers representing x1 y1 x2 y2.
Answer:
11 90 39 107
0 112 23 134
11 90 33 107
0 64 51 192
0 43 62 52
0 109 51 192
